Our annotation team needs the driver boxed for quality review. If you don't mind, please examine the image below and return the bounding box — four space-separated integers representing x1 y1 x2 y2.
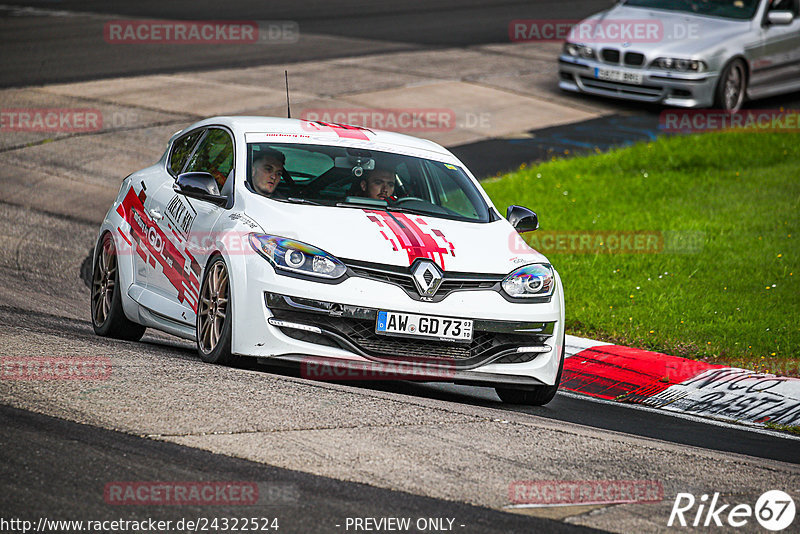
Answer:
359 167 396 201
251 148 286 197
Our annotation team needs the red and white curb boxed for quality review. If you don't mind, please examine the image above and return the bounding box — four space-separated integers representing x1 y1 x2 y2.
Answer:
563 335 800 429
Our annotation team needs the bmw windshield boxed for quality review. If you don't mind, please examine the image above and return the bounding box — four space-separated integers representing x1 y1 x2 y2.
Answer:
246 143 492 223
622 0 760 19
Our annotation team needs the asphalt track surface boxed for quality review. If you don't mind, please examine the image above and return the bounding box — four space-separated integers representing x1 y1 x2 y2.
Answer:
0 404 604 533
0 0 608 88
2 1 800 532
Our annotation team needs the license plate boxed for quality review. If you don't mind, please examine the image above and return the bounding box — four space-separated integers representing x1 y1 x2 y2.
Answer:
376 311 473 342
595 67 643 85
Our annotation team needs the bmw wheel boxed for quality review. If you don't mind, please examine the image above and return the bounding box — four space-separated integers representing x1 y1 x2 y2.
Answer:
196 255 235 364
495 333 565 406
714 59 746 113
91 232 146 340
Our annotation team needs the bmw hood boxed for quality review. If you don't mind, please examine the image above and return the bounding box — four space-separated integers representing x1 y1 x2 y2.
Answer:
574 4 751 56
242 200 548 275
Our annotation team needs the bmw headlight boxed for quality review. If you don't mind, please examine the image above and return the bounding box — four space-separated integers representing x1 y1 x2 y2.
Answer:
248 233 347 279
652 57 706 72
502 264 555 299
563 42 596 59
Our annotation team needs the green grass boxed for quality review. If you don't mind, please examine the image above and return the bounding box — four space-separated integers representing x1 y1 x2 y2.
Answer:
482 131 800 375
764 421 800 436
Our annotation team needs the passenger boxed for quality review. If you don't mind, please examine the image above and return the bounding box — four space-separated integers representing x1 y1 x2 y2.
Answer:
359 168 396 201
251 148 286 197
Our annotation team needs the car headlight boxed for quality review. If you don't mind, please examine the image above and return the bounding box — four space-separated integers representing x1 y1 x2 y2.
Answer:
563 42 596 59
502 264 555 299
652 57 706 72
248 233 347 279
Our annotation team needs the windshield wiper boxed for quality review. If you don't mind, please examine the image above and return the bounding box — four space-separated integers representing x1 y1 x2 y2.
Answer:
284 197 321 205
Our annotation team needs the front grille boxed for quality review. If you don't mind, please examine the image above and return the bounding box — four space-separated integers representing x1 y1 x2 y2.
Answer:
624 52 645 67
601 48 620 63
343 259 503 302
266 293 553 368
578 75 663 98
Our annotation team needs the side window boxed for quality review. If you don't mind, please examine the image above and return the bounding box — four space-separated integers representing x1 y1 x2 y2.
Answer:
169 130 203 176
769 0 797 13
184 128 234 189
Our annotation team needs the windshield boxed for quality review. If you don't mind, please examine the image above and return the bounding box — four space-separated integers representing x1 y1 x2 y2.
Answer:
622 0 760 19
246 142 492 223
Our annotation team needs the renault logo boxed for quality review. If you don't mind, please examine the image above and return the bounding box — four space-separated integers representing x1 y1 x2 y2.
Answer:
412 260 443 297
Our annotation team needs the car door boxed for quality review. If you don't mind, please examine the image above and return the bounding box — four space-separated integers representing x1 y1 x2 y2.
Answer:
144 127 234 324
751 0 800 94
119 130 202 302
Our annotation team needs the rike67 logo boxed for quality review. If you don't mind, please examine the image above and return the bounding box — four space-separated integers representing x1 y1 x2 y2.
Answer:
668 490 795 531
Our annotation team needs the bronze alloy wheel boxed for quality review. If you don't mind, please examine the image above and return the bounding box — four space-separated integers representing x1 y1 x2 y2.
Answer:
198 259 228 353
90 233 146 340
196 256 235 364
92 235 117 327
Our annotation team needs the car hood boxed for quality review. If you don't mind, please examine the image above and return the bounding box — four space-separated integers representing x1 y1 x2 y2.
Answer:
242 199 548 275
577 4 751 55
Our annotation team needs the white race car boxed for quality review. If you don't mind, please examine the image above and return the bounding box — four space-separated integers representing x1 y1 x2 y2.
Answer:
91 117 565 405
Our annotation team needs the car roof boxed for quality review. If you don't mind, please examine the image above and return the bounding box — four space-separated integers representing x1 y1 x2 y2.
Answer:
182 116 456 161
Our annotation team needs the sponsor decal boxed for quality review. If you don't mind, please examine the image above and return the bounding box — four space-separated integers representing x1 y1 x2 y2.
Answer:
228 212 260 230
300 120 372 140
165 194 196 240
117 187 200 311
363 210 454 269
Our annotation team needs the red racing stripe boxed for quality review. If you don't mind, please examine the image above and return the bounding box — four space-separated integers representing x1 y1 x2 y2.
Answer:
363 210 452 268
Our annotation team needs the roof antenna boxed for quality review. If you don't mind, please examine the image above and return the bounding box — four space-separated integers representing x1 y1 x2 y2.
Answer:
284 70 291 118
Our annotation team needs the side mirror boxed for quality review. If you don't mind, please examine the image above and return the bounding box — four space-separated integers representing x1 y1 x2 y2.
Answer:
767 10 793 25
174 172 227 207
506 205 539 233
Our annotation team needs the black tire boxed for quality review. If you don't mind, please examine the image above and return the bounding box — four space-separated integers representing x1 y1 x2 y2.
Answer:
714 58 747 112
496 333 565 406
196 255 236 365
91 232 146 341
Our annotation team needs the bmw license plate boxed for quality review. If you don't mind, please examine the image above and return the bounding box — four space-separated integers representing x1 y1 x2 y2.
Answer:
376 311 473 342
595 67 643 85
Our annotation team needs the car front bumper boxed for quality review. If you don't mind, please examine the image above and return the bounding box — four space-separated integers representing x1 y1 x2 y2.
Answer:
558 56 718 108
229 258 565 387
